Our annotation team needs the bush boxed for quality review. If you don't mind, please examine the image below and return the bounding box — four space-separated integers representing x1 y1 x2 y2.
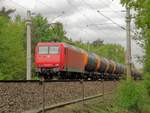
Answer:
116 80 144 113
144 73 150 96
0 16 26 80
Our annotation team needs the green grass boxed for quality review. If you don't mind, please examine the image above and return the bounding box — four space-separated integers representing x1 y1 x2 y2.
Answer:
47 94 122 113
47 81 150 113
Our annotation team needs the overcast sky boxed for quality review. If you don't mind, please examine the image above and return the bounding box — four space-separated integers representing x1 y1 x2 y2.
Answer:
0 0 144 68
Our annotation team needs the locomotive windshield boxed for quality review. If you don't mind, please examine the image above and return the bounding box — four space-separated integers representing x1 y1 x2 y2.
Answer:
49 46 59 54
38 46 49 54
38 46 59 54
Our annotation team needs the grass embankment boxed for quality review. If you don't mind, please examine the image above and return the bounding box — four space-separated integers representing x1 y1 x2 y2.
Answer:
46 80 150 113
46 94 120 113
116 80 150 113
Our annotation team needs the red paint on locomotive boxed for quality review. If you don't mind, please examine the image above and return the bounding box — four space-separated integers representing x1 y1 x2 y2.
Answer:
35 42 65 71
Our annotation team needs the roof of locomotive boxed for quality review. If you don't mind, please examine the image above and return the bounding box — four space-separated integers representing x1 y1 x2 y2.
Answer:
36 42 66 46
36 42 87 53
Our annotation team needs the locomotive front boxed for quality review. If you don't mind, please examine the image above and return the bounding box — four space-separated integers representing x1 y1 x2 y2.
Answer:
34 42 64 78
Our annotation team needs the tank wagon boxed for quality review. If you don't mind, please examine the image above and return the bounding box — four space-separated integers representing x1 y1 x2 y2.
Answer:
34 42 140 80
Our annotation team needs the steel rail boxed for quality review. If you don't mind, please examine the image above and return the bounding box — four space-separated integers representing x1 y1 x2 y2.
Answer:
0 79 108 83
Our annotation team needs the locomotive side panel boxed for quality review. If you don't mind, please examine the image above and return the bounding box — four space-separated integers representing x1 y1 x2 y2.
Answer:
64 46 85 72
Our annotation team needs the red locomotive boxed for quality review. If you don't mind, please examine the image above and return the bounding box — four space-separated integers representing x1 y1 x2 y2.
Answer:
34 42 141 80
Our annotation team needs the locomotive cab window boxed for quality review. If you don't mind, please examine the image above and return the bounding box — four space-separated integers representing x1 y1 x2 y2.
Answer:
49 46 59 54
38 46 49 54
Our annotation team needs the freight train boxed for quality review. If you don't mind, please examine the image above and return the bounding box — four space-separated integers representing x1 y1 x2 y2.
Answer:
34 42 141 80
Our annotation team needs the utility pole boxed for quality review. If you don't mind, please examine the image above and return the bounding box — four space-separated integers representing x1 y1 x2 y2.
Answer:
126 6 132 80
26 10 32 80
87 41 90 51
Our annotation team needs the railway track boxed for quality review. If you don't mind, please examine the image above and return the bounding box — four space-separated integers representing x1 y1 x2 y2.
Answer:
0 79 117 82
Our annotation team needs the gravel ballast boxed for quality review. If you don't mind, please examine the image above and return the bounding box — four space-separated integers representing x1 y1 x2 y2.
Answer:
0 81 117 113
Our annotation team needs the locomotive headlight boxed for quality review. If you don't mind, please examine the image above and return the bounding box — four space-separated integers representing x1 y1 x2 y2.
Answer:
38 64 43 67
55 64 59 66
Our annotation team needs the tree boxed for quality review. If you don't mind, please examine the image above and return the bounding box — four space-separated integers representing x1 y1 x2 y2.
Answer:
92 39 104 46
0 16 26 80
74 42 125 64
32 14 51 45
49 22 66 42
32 14 66 49
0 7 15 19
121 0 150 74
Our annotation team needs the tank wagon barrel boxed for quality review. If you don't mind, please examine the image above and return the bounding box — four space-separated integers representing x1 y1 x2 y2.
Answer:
85 53 97 72
98 58 108 73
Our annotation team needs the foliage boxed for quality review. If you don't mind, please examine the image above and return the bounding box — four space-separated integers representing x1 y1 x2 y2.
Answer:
74 42 125 64
32 75 40 80
32 14 66 44
91 38 104 46
116 80 144 113
49 22 67 42
32 14 51 43
144 73 150 96
0 16 26 80
118 2 150 112
120 0 150 74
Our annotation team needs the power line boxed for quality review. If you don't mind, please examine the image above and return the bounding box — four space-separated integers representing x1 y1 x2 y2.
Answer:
101 0 136 33
79 0 126 40
86 23 115 26
35 0 65 22
77 23 117 29
100 0 125 18
97 0 136 35
65 0 107 39
79 0 125 38
66 0 125 40
37 0 54 10
82 0 126 31
97 10 126 30
66 0 111 38
98 10 126 12
9 0 27 11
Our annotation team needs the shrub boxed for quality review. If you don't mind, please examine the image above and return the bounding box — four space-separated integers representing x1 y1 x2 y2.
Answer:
0 16 26 80
116 80 143 113
144 73 150 96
